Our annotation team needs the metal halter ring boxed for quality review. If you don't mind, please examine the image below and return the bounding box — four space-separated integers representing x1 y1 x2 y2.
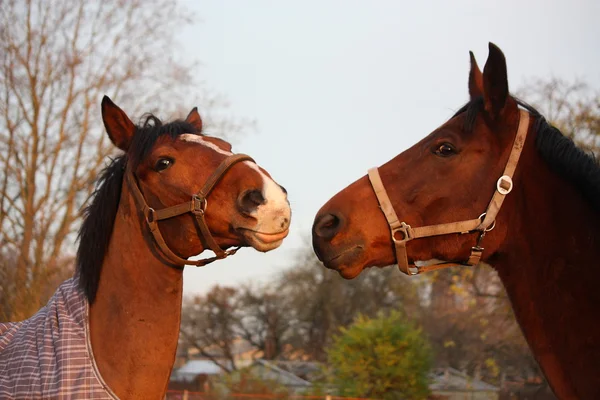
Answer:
478 213 496 232
392 222 413 243
192 195 208 215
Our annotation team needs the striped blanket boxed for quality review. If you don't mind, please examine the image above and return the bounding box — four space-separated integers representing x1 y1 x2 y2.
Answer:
0 277 117 399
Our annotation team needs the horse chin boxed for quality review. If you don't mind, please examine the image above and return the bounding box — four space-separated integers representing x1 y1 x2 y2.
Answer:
336 263 365 279
319 246 368 279
236 227 290 252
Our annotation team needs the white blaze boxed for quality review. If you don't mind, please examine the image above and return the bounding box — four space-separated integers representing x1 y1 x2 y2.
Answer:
244 162 291 233
180 134 233 156
179 134 290 233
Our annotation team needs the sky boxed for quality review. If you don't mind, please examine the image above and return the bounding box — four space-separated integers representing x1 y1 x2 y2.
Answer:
177 0 600 295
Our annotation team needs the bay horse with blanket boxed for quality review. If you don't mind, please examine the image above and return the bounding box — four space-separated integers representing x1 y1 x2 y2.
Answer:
1 98 291 399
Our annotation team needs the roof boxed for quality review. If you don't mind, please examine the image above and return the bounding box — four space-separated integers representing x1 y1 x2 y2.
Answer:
249 359 312 388
266 360 323 382
429 367 500 392
170 360 225 382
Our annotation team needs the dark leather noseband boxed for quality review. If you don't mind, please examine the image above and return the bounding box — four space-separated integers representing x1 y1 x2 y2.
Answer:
126 153 254 267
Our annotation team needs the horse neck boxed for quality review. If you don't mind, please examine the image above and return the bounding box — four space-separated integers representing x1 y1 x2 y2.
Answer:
89 181 184 400
493 132 600 399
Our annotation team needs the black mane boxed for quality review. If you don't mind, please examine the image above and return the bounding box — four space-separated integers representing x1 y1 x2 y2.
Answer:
453 98 600 210
76 115 199 303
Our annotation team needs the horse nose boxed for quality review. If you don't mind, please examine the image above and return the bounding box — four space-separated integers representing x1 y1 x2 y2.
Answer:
313 212 344 240
238 189 265 215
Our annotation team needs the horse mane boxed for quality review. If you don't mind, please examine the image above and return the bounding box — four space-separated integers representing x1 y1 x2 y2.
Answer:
453 97 600 211
76 114 199 303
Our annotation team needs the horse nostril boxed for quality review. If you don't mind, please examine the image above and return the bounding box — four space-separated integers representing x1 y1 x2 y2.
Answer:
238 189 265 214
313 212 343 240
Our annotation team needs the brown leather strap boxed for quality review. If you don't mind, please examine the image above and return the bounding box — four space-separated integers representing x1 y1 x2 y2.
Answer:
126 153 254 267
416 261 466 273
193 209 225 258
477 111 529 230
196 153 253 200
367 110 530 275
126 170 152 220
367 167 402 232
412 219 481 239
147 214 240 267
466 246 483 265
368 168 415 274
188 153 254 258
368 168 487 274
154 202 195 220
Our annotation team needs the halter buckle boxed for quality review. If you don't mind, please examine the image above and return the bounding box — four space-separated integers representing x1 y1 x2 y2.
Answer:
497 175 513 195
146 207 157 224
192 195 208 215
467 245 484 266
391 222 413 244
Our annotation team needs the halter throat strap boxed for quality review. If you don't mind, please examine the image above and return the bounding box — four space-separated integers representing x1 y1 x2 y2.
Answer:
368 110 530 275
126 153 254 267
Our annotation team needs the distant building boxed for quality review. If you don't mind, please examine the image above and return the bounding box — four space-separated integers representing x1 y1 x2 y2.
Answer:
174 337 260 370
244 360 313 393
263 360 324 383
429 367 500 400
169 359 224 392
170 360 501 399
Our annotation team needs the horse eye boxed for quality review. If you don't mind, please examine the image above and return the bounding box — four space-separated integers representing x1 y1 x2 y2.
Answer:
434 143 457 157
155 158 174 172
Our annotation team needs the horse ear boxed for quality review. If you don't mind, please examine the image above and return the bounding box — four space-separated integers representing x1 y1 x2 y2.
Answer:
482 42 510 119
468 51 484 99
185 107 203 132
101 96 135 151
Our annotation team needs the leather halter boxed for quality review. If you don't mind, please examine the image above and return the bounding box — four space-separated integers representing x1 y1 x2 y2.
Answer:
126 153 254 267
368 110 530 275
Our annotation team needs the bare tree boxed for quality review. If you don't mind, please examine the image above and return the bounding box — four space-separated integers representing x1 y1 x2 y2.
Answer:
178 247 419 367
423 266 542 385
518 78 600 155
0 0 250 321
180 283 292 369
236 285 290 360
276 249 418 361
180 286 241 372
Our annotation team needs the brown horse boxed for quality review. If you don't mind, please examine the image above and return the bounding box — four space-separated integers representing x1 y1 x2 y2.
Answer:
0 97 291 399
312 43 600 399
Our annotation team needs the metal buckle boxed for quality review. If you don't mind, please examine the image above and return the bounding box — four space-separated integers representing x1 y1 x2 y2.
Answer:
468 245 484 266
392 222 413 243
146 207 156 224
497 175 513 195
192 195 208 215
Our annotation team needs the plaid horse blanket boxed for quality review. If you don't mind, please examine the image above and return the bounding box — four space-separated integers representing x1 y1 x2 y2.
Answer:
0 277 118 399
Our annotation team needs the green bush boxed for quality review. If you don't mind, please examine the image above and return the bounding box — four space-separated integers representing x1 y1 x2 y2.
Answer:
326 310 432 399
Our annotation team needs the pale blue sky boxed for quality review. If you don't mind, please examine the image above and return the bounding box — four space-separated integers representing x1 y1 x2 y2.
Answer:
178 0 600 295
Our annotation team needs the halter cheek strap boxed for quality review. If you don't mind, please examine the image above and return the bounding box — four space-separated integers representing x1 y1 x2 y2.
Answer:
368 110 530 275
126 153 254 267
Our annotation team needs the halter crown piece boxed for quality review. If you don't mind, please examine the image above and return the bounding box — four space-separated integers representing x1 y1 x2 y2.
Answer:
126 153 254 267
368 110 530 275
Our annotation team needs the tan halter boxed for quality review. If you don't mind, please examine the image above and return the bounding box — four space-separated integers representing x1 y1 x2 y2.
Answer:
126 153 254 267
368 110 530 275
